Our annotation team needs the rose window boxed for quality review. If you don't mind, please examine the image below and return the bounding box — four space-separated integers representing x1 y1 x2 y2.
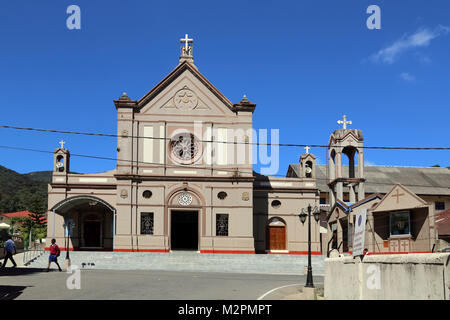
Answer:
170 133 200 163
178 192 193 206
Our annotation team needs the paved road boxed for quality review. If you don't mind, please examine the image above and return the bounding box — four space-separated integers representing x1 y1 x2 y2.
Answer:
0 268 323 300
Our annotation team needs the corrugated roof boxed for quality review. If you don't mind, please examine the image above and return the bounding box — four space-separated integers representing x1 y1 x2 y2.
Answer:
287 164 450 196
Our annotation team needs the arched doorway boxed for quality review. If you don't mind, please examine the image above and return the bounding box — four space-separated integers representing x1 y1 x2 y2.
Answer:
51 196 115 251
267 217 286 251
166 188 204 252
83 213 102 248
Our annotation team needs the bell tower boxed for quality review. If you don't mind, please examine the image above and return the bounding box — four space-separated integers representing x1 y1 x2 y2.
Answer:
328 115 365 206
299 146 316 179
53 140 70 173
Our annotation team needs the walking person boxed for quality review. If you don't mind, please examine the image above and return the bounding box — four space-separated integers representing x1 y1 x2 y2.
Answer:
47 238 62 272
1 235 17 268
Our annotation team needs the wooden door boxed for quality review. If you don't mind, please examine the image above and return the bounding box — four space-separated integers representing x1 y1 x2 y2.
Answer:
268 226 286 250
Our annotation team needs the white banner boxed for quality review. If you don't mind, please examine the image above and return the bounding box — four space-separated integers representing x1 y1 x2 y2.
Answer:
352 209 367 257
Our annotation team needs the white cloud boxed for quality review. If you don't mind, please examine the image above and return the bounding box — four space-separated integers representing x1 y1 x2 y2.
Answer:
370 25 450 64
399 72 415 82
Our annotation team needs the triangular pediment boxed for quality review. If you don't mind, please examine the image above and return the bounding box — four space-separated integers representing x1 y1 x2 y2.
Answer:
328 129 363 146
137 61 235 117
372 184 428 213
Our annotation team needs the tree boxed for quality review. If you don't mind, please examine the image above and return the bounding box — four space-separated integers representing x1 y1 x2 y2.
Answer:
27 194 46 226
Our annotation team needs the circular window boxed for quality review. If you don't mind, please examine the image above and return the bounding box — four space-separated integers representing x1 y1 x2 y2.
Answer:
217 191 227 200
143 190 152 199
271 200 281 208
178 192 193 206
169 132 201 164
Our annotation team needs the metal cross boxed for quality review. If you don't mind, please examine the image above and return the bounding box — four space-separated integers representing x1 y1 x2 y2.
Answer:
337 115 352 129
304 146 310 154
180 34 193 51
59 140 66 149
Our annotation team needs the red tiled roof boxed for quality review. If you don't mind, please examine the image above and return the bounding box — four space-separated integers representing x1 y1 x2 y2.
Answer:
1 211 47 223
2 211 34 218
436 209 450 236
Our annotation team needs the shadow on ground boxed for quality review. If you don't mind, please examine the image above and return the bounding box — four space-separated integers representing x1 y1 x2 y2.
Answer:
0 267 46 277
0 285 31 300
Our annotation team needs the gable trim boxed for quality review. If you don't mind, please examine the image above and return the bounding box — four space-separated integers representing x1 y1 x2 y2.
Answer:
371 184 428 212
137 61 234 112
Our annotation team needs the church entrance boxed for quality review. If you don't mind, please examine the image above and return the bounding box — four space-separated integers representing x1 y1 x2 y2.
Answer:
84 220 101 247
171 211 198 251
268 225 286 251
51 196 115 251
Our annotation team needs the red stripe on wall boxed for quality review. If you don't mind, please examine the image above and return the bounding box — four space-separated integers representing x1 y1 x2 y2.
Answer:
45 247 74 251
113 249 170 253
200 250 256 254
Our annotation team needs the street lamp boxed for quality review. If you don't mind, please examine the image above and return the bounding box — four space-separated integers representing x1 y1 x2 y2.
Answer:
299 204 321 288
63 220 75 261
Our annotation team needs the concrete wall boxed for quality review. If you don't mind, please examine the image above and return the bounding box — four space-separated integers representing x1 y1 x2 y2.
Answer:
325 253 450 300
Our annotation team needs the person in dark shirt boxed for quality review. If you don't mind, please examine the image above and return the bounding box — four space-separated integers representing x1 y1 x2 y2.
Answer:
1 235 17 268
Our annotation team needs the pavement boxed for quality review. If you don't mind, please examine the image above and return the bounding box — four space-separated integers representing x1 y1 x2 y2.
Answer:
0 267 323 300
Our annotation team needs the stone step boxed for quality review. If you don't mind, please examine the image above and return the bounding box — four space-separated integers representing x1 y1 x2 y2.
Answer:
29 251 325 275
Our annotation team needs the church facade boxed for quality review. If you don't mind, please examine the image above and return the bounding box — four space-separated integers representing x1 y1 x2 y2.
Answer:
46 36 321 254
46 36 449 255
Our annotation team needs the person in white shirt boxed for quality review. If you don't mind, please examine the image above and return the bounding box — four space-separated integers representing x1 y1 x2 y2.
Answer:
2 235 17 268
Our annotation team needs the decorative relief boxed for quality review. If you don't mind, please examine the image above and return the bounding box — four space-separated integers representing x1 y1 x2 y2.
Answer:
242 192 249 201
173 87 198 110
120 189 128 199
178 192 193 206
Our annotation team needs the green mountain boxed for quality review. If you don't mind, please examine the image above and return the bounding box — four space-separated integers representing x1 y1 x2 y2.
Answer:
0 165 49 214
24 171 52 183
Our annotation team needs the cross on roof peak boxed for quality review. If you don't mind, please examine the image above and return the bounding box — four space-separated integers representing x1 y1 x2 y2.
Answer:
304 146 310 154
59 140 66 149
337 115 352 129
180 34 193 57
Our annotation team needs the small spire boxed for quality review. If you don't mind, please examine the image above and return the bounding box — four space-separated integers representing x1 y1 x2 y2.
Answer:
118 92 131 101
242 94 248 102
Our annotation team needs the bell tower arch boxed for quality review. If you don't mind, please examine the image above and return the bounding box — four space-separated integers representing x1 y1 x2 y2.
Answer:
299 146 316 179
328 116 365 206
54 140 70 173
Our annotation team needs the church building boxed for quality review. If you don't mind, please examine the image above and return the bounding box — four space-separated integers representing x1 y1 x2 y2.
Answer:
46 35 450 255
46 35 322 254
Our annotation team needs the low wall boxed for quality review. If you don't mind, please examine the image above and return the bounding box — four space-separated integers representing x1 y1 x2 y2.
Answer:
325 253 450 300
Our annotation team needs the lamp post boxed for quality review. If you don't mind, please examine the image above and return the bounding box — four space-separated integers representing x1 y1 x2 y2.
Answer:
63 220 75 268
299 204 321 288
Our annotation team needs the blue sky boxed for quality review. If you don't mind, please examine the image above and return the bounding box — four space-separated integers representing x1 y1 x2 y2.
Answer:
0 0 449 175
